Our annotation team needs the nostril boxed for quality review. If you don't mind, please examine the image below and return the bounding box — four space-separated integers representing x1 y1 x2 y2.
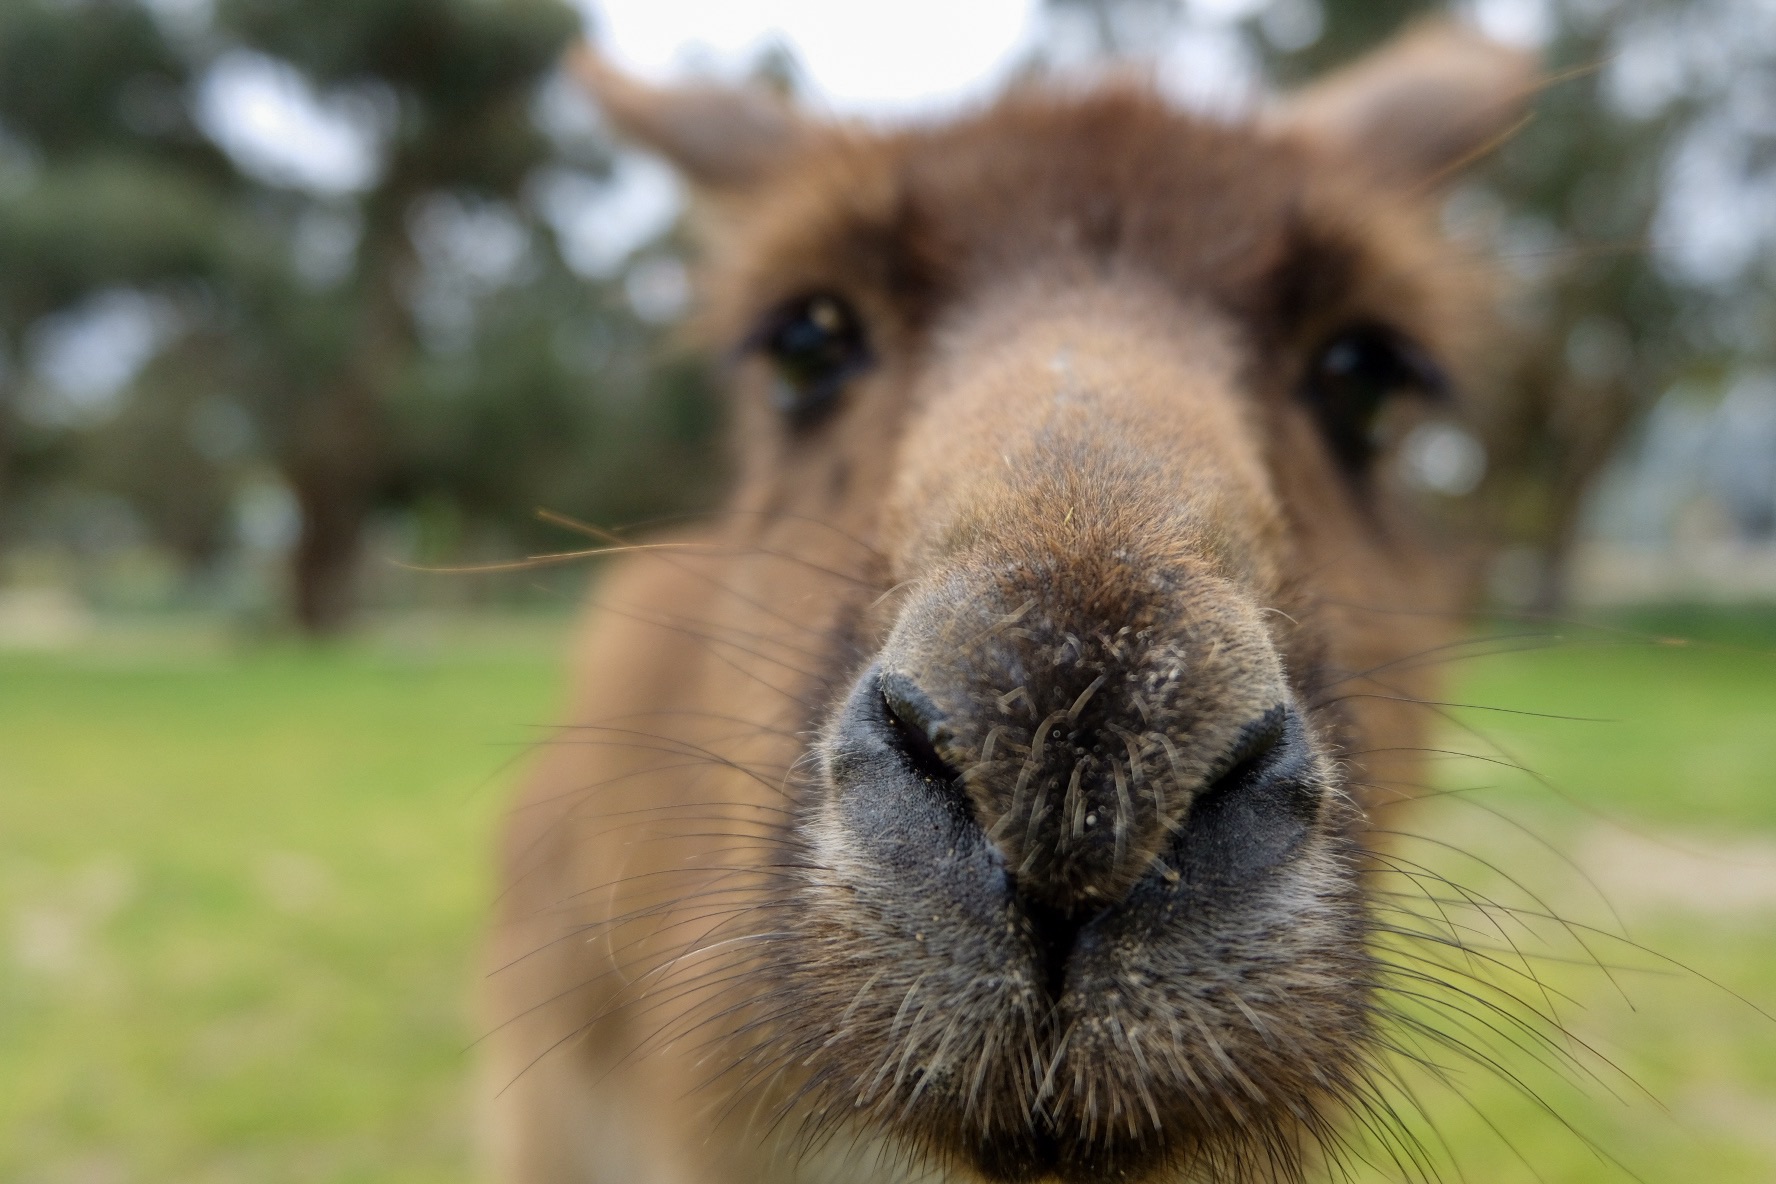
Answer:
1176 704 1321 885
878 671 962 788
1206 703 1294 791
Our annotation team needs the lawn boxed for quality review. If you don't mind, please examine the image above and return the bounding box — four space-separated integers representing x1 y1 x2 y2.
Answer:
0 617 563 1184
0 609 1772 1183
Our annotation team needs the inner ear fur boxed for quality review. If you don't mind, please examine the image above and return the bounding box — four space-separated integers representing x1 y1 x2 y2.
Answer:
567 44 810 189
1269 19 1540 189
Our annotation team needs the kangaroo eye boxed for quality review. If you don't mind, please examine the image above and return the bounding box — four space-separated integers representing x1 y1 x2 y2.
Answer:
756 293 871 425
1301 326 1446 475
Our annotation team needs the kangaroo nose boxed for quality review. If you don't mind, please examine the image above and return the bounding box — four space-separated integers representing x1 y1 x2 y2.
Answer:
830 647 1323 922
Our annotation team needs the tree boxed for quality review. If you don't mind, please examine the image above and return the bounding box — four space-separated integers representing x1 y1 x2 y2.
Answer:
0 1 256 548
211 0 587 630
0 0 724 632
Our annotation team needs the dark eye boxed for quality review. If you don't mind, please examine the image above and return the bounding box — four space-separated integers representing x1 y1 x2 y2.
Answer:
755 293 871 424
1301 326 1446 475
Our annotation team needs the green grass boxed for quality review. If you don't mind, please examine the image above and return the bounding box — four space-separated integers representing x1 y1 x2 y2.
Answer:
0 609 1771 1183
0 619 562 1184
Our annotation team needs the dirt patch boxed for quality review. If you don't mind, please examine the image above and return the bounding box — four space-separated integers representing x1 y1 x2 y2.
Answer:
1575 825 1776 917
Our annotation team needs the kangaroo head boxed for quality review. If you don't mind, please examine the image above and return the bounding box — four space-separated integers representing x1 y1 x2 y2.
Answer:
539 22 1535 1182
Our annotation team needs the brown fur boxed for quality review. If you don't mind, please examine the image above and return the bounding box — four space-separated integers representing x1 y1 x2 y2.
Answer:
485 23 1536 1184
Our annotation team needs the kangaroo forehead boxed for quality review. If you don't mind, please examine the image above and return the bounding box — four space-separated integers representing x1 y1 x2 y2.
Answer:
720 87 1445 344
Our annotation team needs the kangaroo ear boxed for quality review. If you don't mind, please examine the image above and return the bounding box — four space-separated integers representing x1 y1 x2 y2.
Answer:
1270 20 1539 188
567 43 810 189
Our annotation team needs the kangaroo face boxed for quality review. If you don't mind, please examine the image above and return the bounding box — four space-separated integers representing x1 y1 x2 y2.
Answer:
486 24 1536 1184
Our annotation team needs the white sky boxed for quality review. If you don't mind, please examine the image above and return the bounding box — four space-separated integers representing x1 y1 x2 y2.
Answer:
578 0 1041 116
195 49 386 196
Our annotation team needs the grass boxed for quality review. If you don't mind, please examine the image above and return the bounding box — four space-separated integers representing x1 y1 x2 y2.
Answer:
0 608 1772 1183
0 617 562 1184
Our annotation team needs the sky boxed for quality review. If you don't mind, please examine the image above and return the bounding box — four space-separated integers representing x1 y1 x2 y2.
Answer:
182 0 1776 298
577 0 1043 116
26 0 1580 412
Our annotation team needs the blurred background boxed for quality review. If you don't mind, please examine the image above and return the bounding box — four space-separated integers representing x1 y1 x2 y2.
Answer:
0 1 1772 1182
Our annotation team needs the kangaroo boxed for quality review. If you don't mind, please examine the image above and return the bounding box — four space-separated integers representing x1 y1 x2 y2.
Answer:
485 22 1538 1184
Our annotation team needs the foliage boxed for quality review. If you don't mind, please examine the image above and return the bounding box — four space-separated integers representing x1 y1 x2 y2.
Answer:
0 0 723 633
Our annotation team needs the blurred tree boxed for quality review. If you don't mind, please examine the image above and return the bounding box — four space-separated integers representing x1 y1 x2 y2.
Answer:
213 0 584 630
1467 5 1686 609
0 0 724 632
76 330 244 572
0 0 254 547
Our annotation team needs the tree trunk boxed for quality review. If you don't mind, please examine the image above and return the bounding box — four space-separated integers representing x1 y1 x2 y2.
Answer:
1482 295 1652 617
289 459 373 635
279 213 414 636
283 367 386 635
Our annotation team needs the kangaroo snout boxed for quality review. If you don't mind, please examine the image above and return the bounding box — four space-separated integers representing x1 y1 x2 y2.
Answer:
835 663 1319 959
835 570 1318 905
810 560 1357 1182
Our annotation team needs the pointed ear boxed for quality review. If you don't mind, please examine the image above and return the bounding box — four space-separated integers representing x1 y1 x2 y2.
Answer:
1269 20 1539 189
566 43 810 189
